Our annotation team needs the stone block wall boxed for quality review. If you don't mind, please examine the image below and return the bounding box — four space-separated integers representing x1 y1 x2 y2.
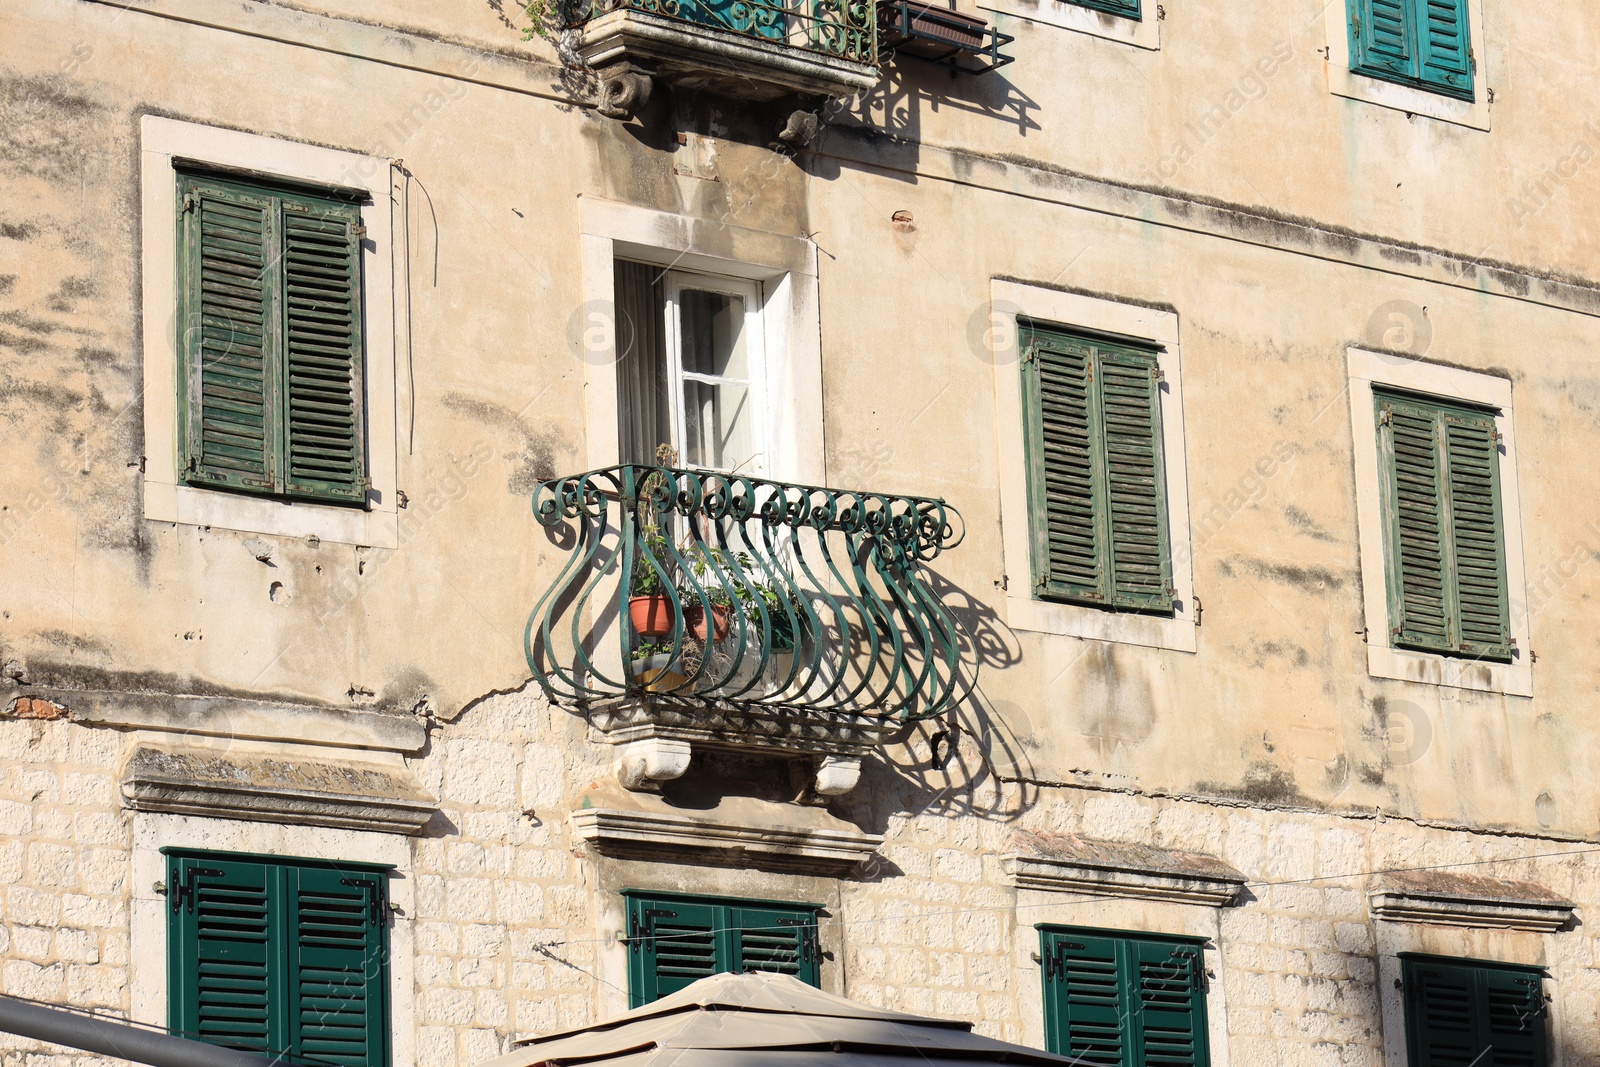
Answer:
3 694 1599 1065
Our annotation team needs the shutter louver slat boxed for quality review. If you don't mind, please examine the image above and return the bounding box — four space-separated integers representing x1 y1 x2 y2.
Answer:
185 186 274 490
282 208 366 503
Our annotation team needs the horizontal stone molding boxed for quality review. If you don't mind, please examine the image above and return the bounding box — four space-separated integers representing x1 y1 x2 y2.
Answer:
1005 830 1246 907
121 744 437 836
571 783 883 874
3 682 427 754
1369 871 1576 933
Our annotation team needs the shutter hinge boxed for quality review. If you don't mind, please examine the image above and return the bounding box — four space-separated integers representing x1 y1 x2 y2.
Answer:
182 193 196 214
777 917 820 963
1494 431 1504 445
355 223 369 239
1378 408 1392 427
173 865 224 915
1153 367 1166 382
340 877 386 926
1021 345 1037 365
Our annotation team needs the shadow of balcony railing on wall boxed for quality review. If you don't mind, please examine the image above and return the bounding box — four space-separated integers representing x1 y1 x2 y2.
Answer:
526 465 969 735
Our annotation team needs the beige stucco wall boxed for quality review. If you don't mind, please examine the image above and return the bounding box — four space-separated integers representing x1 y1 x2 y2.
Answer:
5 0 1600 1061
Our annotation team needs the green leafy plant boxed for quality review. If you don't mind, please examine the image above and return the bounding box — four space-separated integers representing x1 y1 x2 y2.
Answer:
630 642 678 662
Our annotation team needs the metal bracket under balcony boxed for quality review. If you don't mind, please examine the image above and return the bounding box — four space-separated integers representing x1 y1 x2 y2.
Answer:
526 465 969 796
575 0 879 108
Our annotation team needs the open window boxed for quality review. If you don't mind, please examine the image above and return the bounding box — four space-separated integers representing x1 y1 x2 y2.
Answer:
614 260 767 474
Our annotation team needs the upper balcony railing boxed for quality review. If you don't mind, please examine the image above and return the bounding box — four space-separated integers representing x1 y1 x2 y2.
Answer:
526 464 967 724
590 0 877 64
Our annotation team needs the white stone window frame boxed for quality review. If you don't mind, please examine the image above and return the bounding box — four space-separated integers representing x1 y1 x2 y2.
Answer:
576 197 824 484
977 0 1159 50
1347 346 1533 697
1013 896 1233 1067
1320 0 1493 131
129 812 416 1067
139 116 400 549
989 280 1197 653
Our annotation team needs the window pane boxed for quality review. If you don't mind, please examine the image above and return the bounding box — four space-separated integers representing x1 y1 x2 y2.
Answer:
679 288 749 380
683 378 752 470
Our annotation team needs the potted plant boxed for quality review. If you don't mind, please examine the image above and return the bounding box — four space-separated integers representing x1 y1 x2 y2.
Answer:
628 452 678 640
628 528 676 638
679 543 737 641
629 642 688 693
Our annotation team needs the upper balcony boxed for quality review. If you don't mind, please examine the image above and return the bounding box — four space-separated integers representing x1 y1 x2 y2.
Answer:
574 0 880 114
526 464 968 796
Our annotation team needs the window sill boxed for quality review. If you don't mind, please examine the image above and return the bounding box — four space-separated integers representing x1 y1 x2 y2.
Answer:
976 0 1156 50
1366 644 1532 698
1007 593 1196 653
145 480 397 548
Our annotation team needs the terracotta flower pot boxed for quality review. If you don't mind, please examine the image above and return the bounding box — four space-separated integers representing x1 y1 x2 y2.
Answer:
686 603 732 641
629 595 674 638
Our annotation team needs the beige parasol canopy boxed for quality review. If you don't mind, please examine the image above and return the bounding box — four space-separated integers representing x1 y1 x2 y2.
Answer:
477 971 1080 1067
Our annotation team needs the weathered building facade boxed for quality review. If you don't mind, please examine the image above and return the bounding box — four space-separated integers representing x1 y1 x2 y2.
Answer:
4 0 1600 1062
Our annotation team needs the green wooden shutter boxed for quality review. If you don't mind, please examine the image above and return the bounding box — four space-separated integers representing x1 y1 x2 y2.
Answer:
169 856 275 1056
1042 931 1126 1065
169 853 390 1067
1026 333 1103 602
1349 0 1473 100
280 201 368 504
177 171 367 506
1415 0 1474 100
1406 960 1479 1067
1042 930 1209 1067
1132 940 1207 1067
1100 351 1173 612
1481 967 1547 1067
1443 412 1511 659
1404 958 1547 1067
290 867 389 1067
1350 0 1415 79
1071 0 1140 20
1377 391 1511 662
628 896 721 1007
1023 324 1173 616
179 179 278 493
626 894 822 1008
729 906 820 987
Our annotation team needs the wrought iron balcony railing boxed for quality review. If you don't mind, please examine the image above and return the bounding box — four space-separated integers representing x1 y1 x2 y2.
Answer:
587 0 876 65
527 465 966 729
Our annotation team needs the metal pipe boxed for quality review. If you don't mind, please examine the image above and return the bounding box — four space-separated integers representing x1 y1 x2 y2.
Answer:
0 994 293 1067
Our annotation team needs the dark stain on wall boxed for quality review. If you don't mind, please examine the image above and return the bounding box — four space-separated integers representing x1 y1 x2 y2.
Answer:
1239 557 1345 593
440 392 562 494
1199 760 1311 806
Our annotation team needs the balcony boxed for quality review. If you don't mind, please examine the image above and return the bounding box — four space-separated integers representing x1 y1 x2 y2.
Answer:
574 0 880 116
527 464 967 796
